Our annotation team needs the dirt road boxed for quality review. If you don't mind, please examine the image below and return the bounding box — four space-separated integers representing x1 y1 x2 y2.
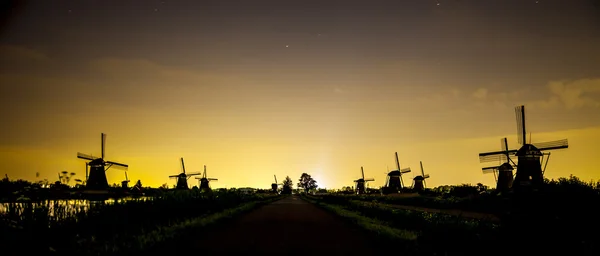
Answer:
177 195 382 255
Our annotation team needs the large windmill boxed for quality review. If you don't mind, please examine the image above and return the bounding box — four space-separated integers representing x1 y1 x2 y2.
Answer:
196 165 218 191
383 152 411 194
271 175 283 193
169 157 201 190
77 133 128 190
478 105 569 191
479 137 516 192
354 166 375 194
412 161 431 191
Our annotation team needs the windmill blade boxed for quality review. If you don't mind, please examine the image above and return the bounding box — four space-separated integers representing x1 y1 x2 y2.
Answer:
186 172 202 176
274 175 277 183
482 166 500 174
423 174 430 179
106 161 128 169
169 175 179 178
364 178 375 182
101 133 106 159
501 137 508 152
195 177 202 179
125 171 128 181
400 167 411 173
208 178 218 181
515 105 526 145
361 166 365 180
180 157 186 174
203 165 207 178
395 152 401 171
77 152 96 160
420 161 425 177
533 139 569 151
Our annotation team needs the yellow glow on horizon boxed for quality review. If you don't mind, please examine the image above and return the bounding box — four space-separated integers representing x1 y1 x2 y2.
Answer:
1 126 598 190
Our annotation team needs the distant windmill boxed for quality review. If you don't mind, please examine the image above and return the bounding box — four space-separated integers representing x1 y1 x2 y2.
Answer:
354 166 375 194
478 105 569 191
479 137 516 192
412 161 431 191
271 175 283 193
169 157 201 189
383 152 411 194
196 165 218 191
121 171 130 189
77 133 128 190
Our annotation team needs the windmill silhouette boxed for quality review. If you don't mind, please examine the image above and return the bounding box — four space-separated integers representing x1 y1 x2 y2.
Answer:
478 105 568 191
354 166 374 194
479 137 516 192
412 161 431 191
169 157 201 189
271 175 283 193
77 133 128 190
383 152 411 194
196 165 218 191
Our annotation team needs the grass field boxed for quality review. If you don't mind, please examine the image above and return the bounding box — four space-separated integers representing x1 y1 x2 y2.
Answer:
301 176 600 256
0 189 283 255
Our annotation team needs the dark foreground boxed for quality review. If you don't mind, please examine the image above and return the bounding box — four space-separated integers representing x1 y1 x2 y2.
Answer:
166 195 382 255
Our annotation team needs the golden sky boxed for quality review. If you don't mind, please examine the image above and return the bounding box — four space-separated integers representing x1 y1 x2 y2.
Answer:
1 1 599 189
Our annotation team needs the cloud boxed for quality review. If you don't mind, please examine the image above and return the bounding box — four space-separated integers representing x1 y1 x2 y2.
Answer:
0 44 49 62
544 79 600 109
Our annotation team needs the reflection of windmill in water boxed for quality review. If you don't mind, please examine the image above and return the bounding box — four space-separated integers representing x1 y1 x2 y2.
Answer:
77 133 129 190
354 166 374 194
169 157 201 190
195 165 218 191
479 105 569 191
412 161 430 191
271 175 283 193
383 152 411 194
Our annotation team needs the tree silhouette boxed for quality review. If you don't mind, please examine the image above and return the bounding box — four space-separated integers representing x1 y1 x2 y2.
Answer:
281 176 293 194
297 173 318 193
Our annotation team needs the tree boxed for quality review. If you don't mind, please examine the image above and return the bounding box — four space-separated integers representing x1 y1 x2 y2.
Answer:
281 176 293 194
297 173 318 193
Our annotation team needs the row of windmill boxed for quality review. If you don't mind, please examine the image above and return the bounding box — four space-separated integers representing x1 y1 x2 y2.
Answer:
76 133 219 192
348 153 431 195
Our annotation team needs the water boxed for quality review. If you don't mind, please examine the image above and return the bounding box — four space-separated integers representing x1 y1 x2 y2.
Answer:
0 196 153 217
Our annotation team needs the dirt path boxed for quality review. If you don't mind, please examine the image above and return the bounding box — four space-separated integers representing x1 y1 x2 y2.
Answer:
178 195 383 255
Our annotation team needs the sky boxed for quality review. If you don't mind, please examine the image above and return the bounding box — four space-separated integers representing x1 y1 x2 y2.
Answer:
0 0 599 189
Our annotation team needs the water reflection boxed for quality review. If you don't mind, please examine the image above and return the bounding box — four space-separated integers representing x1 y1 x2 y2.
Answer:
0 197 152 218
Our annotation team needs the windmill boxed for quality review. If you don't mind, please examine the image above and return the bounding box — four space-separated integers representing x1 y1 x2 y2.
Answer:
271 175 283 193
169 157 201 190
479 137 516 192
121 171 130 189
478 105 568 191
196 165 218 191
383 152 411 194
412 161 431 191
77 133 128 190
354 166 375 194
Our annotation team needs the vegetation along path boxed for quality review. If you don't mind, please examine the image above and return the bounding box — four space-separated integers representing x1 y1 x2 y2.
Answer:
171 195 382 255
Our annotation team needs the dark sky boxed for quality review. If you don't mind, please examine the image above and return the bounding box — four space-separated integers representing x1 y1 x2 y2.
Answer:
0 0 599 187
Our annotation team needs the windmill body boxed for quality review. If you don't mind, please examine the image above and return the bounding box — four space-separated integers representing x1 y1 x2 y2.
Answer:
354 166 374 194
479 137 516 192
412 161 431 191
383 152 411 194
77 133 128 191
196 165 218 191
271 175 283 193
170 157 201 190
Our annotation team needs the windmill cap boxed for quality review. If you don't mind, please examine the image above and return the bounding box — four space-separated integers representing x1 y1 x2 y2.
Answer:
387 170 401 176
413 176 425 181
516 144 543 156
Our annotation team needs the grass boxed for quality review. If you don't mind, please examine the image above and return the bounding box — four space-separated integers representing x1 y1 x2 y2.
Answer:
301 194 419 253
0 190 283 255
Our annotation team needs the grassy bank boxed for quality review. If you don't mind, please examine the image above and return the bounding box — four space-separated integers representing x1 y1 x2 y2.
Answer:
0 190 283 255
